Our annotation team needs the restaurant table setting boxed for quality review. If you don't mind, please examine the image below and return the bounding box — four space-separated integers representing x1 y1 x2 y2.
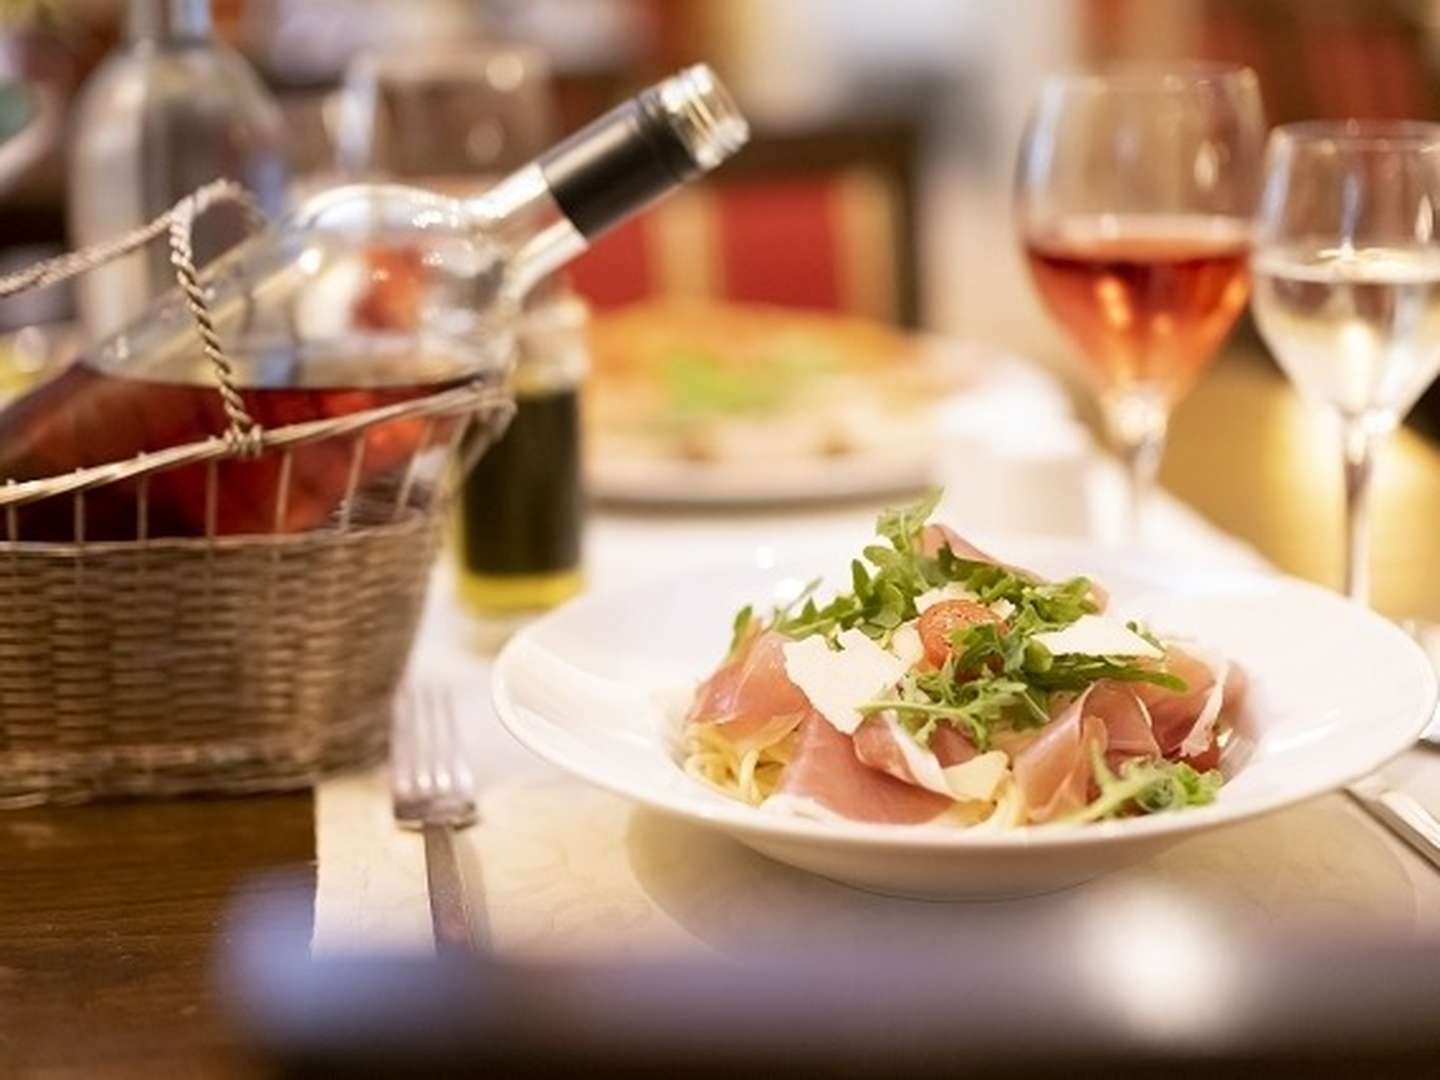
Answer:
311 390 1440 958
308 60 1440 955
10 21 1440 1074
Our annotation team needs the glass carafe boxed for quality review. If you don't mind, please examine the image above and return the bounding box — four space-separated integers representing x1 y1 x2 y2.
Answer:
1 65 748 542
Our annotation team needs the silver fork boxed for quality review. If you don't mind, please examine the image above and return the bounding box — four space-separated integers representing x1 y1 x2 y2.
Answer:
391 685 484 955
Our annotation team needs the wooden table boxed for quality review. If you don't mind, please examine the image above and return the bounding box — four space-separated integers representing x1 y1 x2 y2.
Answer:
3 347 1439 1077
0 795 312 1077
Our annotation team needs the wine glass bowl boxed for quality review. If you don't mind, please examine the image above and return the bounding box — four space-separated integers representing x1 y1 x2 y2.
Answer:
1253 122 1440 428
335 43 556 190
1251 120 1440 603
1015 63 1266 534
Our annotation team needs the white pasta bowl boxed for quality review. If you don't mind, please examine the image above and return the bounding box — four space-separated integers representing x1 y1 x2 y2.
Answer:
491 539 1436 899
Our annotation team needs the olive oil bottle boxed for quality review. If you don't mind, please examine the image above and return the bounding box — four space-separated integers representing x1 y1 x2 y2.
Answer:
457 297 587 613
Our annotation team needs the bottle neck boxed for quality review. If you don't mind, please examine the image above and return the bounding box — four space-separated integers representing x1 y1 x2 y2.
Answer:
465 164 587 302
127 0 213 43
462 66 748 302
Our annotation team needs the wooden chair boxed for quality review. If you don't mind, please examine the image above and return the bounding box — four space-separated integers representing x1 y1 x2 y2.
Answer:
567 119 923 327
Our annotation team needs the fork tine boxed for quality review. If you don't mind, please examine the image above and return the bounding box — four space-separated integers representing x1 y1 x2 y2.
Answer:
435 686 452 789
391 683 477 826
416 686 437 797
427 684 450 794
444 692 476 795
390 689 415 796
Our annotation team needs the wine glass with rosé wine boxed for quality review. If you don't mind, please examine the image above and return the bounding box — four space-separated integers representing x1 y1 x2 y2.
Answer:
1015 63 1265 539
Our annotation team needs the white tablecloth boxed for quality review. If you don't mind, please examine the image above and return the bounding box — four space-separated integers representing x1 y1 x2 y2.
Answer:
312 378 1440 958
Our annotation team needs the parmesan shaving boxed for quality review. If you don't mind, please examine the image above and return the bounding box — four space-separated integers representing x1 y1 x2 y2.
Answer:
942 751 1011 803
782 629 907 735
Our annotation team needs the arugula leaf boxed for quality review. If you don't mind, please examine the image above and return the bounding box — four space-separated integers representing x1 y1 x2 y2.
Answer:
766 491 1097 647
773 578 822 620
775 590 862 640
728 604 755 657
850 559 871 597
857 685 1018 751
875 488 942 554
1126 620 1165 652
1134 760 1223 813
1028 656 1186 694
857 651 1050 751
952 621 1006 678
1062 742 1223 823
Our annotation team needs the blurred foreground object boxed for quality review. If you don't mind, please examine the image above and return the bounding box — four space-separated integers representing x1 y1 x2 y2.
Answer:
68 0 289 339
224 877 1440 1078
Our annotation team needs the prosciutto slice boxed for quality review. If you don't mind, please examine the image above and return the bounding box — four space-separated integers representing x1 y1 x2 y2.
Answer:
931 725 979 767
773 711 953 824
853 715 978 780
1083 682 1161 766
918 523 1008 564
852 714 925 787
1134 647 1245 761
1013 689 1108 823
918 523 1108 612
687 630 811 754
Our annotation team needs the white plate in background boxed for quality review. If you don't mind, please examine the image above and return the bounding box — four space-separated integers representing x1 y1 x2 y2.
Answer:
584 339 1073 506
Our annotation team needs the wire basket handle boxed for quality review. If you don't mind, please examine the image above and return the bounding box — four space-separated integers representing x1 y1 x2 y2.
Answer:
166 183 267 454
0 179 266 455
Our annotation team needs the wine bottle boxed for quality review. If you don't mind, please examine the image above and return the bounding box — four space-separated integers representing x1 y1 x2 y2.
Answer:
0 65 749 542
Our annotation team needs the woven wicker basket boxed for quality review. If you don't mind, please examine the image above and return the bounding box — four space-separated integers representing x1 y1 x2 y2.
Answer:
0 182 513 806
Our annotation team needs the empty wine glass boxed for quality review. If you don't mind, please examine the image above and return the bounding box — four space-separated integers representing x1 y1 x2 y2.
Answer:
335 42 556 193
1252 121 1440 604
1015 64 1265 538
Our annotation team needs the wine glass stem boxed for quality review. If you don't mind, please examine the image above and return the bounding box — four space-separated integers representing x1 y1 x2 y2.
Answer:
1102 389 1169 541
1341 419 1380 605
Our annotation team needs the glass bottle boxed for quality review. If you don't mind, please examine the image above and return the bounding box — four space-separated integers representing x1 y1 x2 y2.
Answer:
457 294 589 613
68 0 290 341
333 43 593 613
0 65 749 543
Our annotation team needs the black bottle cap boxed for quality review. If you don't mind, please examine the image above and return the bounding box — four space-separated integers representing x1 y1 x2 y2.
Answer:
540 65 748 240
